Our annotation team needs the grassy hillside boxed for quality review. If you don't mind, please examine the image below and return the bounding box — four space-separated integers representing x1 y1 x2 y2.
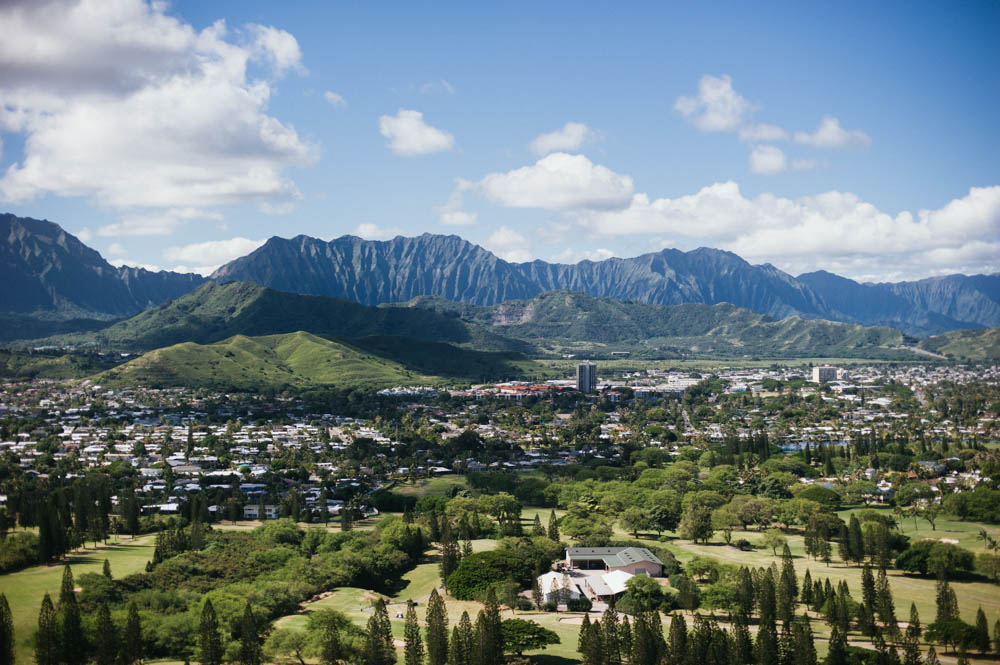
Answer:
918 325 1000 360
98 331 537 390
0 349 119 379
398 290 914 359
51 281 529 353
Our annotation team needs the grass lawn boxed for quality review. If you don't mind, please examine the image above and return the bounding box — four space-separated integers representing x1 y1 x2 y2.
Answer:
396 474 468 497
0 534 156 665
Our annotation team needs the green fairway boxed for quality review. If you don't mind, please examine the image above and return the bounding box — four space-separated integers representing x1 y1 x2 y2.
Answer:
0 535 156 665
396 474 468 497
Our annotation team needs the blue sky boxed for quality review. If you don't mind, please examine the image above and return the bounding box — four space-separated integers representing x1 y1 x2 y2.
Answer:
0 0 998 281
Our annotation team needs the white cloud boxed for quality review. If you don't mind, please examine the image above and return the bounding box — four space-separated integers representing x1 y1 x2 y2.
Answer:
739 123 789 142
478 153 634 211
794 116 871 149
749 145 787 175
378 109 454 156
97 208 223 237
107 242 126 256
162 237 265 275
0 0 316 217
549 247 615 263
573 182 1000 281
352 222 404 240
529 122 595 156
107 257 162 272
323 91 347 108
76 227 93 243
483 226 532 263
434 179 477 226
419 79 456 95
674 74 753 132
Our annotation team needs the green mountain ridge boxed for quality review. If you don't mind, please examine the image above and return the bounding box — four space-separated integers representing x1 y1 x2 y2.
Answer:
395 290 920 359
99 331 538 391
918 326 1000 361
46 281 529 354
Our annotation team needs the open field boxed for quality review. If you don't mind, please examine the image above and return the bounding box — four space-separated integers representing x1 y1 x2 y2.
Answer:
395 474 469 497
0 535 156 665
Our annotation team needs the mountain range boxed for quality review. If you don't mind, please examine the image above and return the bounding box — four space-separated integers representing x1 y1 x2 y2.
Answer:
3 213 999 341
213 233 1000 336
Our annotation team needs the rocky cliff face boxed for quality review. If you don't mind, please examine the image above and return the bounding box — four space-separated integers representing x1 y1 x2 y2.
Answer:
213 233 1000 335
1 213 205 319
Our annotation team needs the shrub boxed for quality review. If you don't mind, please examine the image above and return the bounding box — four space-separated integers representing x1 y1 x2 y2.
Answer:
732 538 753 551
566 596 593 612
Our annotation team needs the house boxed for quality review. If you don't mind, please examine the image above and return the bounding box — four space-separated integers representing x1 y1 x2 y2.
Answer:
565 547 663 576
536 571 583 604
243 504 281 520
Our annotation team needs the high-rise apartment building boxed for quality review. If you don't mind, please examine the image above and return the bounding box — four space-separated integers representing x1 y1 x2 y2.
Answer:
576 362 597 393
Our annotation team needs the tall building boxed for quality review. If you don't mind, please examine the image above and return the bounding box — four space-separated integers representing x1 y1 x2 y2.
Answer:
812 365 837 383
576 362 597 393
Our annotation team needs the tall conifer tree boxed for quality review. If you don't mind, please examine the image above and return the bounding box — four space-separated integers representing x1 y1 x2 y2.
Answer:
199 600 224 665
404 604 424 665
426 589 449 665
0 594 13 665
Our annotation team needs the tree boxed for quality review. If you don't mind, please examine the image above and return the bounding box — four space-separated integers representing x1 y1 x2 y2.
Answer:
404 604 424 665
264 628 310 665
876 568 898 639
103 558 112 581
440 523 461 592
546 511 560 541
500 619 559 655
449 612 473 665
363 599 395 665
94 603 118 665
935 578 959 624
0 594 12 665
58 565 86 665
36 594 59 665
123 601 142 665
848 514 865 565
239 602 263 665
761 530 786 556
826 626 847 665
619 507 650 539
476 588 504 665
791 615 817 665
678 504 714 544
199 600 224 665
426 589 449 665
974 608 990 654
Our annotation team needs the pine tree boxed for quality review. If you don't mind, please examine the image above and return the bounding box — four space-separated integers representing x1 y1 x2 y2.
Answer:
860 564 877 636
363 599 396 665
449 612 472 665
737 567 755 618
993 619 1000 658
583 621 605 665
531 514 545 537
801 570 813 607
199 600 224 665
94 603 118 665
848 514 865 565
777 572 794 630
666 613 686 665
404 604 424 665
876 568 898 640
900 631 922 665
925 646 940 665
547 510 560 541
602 605 621 665
58 565 86 665
320 621 346 665
631 610 663 665
780 544 798 600
238 602 262 665
791 615 817 665
974 608 990 654
475 589 503 665
619 617 632 664
934 578 959 623
426 589 449 665
103 559 112 581
733 612 754 665
0 594 13 665
123 601 143 665
531 578 543 610
440 523 461 592
826 626 847 665
578 613 592 657
906 603 921 639
36 594 60 665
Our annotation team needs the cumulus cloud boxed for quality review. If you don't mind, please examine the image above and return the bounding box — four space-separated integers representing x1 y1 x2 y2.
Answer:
323 91 347 108
97 208 223 237
0 0 316 224
162 237 265 275
529 122 595 156
483 226 533 263
749 145 787 175
674 74 753 132
352 222 404 240
106 242 126 256
378 109 455 156
107 257 163 272
435 179 477 226
549 247 616 263
739 123 789 142
572 182 1000 281
478 153 634 211
794 116 871 149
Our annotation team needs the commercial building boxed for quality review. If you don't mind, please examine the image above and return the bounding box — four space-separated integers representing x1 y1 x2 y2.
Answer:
812 365 838 383
576 362 597 393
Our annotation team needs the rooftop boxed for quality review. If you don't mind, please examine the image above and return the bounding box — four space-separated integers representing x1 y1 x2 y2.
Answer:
566 546 663 568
